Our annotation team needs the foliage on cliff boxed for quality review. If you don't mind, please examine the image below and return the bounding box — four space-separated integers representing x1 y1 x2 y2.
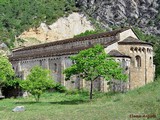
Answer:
0 0 76 48
74 30 100 38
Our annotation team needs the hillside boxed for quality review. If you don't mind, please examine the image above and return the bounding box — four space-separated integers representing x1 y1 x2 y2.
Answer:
0 79 160 119
17 13 94 47
0 0 160 48
76 0 160 35
0 0 77 48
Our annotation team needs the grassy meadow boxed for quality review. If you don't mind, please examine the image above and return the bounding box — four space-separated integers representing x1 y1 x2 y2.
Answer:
0 80 160 120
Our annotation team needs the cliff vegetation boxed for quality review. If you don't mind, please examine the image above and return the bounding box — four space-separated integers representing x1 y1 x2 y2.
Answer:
0 0 76 48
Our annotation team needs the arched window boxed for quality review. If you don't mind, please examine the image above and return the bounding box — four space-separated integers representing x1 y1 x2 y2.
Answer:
130 47 134 53
116 59 120 62
138 48 142 53
88 41 91 45
142 48 146 53
122 59 126 68
150 57 152 66
134 47 138 52
135 55 141 67
40 60 42 67
54 63 57 72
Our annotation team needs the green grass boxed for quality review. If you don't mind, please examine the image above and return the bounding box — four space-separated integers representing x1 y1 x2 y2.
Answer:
0 80 160 120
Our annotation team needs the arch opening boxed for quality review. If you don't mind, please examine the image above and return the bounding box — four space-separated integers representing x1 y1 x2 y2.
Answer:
135 55 141 68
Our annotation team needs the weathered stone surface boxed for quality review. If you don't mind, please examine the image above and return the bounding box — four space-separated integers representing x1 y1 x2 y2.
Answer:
10 28 155 92
18 13 94 47
75 0 160 35
0 42 10 56
12 106 25 112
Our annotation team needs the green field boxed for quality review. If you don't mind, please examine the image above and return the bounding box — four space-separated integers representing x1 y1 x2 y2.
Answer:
0 80 160 120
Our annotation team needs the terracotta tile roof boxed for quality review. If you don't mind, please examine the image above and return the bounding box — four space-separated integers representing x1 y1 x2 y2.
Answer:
108 50 131 58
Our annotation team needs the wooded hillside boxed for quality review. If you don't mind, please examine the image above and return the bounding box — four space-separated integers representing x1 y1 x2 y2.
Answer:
0 0 76 48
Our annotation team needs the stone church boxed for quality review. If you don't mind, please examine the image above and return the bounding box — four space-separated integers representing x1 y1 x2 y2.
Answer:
9 28 155 92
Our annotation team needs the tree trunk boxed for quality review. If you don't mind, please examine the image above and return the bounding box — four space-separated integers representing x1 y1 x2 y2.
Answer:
35 95 40 102
90 80 93 100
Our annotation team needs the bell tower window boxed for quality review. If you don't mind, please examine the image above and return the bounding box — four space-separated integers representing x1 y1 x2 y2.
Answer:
135 55 141 67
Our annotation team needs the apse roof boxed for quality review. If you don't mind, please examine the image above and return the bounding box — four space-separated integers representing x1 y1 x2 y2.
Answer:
108 50 130 58
118 36 152 46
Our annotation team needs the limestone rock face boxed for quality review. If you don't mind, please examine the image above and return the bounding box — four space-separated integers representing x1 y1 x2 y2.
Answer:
18 13 94 46
0 42 10 56
75 0 160 35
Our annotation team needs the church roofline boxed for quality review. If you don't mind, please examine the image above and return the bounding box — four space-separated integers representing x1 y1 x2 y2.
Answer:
118 42 153 46
9 39 118 61
108 50 131 58
12 27 131 52
118 36 153 46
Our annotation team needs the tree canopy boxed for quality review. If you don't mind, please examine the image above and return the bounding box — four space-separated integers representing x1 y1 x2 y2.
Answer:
20 66 54 102
64 44 127 99
0 55 15 86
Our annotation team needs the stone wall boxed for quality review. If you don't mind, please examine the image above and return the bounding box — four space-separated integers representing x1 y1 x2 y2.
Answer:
12 54 110 91
118 44 154 89
10 29 155 92
12 51 132 92
12 36 116 60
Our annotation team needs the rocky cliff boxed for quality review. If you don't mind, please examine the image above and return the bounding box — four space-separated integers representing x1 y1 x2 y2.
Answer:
75 0 160 35
18 13 94 46
17 0 160 47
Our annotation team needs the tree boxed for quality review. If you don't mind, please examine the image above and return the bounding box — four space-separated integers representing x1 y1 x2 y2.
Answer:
64 44 127 100
154 46 160 78
0 55 15 97
0 55 15 86
20 66 54 102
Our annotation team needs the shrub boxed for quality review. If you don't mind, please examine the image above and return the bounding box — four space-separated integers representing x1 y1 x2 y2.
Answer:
20 66 54 102
54 83 67 93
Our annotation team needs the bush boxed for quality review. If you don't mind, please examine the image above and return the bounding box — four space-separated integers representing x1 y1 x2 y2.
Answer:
65 89 79 95
74 30 102 38
65 89 89 96
54 83 67 93
20 66 54 102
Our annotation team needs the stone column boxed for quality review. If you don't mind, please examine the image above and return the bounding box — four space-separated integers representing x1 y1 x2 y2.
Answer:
44 58 49 69
79 79 85 89
18 62 21 72
100 77 109 92
60 57 65 86
100 77 104 92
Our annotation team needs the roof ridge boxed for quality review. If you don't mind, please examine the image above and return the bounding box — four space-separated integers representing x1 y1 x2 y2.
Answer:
108 49 130 58
118 36 152 46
